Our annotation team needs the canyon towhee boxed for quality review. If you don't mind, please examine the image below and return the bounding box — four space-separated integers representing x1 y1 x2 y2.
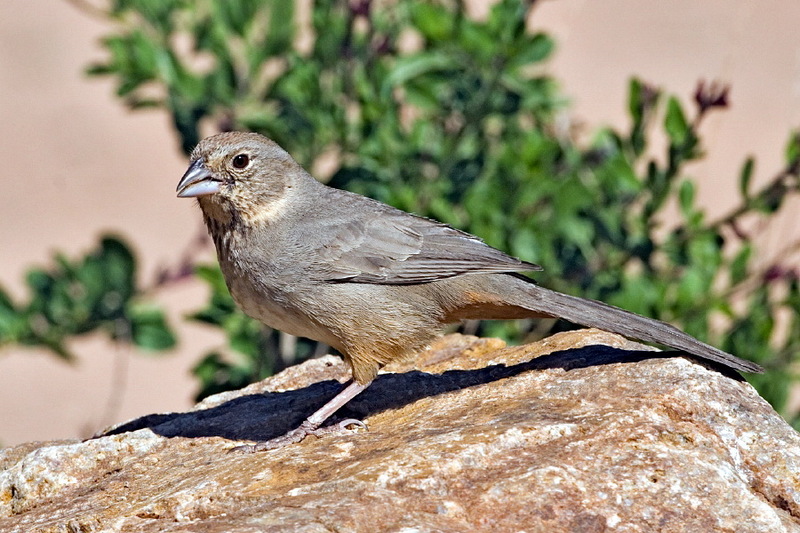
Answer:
177 131 762 451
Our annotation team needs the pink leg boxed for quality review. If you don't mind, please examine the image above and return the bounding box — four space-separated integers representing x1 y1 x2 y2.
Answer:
231 380 369 453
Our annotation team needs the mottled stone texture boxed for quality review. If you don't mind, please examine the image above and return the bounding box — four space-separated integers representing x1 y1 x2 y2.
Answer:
1 330 798 532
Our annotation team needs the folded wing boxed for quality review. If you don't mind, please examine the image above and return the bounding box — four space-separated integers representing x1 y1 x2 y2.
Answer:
317 211 541 285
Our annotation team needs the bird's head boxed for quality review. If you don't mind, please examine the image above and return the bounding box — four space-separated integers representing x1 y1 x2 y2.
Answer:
177 132 307 226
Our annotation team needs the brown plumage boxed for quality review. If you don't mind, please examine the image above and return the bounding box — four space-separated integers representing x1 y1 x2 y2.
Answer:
177 131 762 451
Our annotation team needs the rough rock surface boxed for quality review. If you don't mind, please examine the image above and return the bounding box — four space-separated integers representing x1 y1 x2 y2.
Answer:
1 329 798 532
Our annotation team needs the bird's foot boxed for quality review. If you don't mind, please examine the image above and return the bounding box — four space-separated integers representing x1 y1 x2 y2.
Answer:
229 418 367 453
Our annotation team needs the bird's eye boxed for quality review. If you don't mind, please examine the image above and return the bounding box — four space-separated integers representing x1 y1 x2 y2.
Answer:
232 153 250 169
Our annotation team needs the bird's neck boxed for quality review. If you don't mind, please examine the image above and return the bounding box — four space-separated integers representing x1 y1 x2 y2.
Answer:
198 198 252 259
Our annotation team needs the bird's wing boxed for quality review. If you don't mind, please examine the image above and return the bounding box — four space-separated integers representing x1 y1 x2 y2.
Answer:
316 210 541 285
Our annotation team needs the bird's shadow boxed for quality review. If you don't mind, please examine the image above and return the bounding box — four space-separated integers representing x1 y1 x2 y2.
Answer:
99 346 744 443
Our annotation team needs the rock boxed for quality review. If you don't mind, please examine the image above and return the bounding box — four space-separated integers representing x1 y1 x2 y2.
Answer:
1 329 798 532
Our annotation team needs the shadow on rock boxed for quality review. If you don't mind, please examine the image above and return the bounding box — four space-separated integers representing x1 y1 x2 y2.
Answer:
99 345 743 443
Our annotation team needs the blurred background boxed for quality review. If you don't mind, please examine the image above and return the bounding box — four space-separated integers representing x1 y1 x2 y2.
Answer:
1 0 799 447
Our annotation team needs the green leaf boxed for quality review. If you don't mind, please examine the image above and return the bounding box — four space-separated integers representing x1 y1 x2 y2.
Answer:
26 268 52 294
738 157 755 199
678 180 695 217
676 268 705 308
458 18 495 60
195 264 228 294
508 33 554 70
98 236 136 296
220 313 262 358
189 264 236 326
785 131 800 167
730 244 752 286
0 286 23 343
626 78 660 156
411 3 454 42
487 0 527 40
509 227 540 264
191 351 253 401
263 0 295 56
127 303 176 351
404 80 441 110
664 96 689 145
381 52 454 97
628 78 644 125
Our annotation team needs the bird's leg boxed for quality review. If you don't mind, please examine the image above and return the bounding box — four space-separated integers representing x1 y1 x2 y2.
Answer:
230 380 369 453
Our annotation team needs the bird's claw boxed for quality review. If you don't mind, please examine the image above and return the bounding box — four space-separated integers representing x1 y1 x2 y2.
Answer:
329 418 368 433
228 418 368 454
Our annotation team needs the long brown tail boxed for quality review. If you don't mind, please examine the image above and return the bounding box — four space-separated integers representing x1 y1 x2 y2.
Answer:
521 282 763 373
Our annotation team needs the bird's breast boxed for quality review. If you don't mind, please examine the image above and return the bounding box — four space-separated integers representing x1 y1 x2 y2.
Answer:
216 241 338 345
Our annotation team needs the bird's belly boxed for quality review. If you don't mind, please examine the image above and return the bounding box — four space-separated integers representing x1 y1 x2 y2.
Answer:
223 266 336 345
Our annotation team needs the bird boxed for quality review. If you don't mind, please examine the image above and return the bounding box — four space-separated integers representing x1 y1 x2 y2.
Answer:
176 131 763 452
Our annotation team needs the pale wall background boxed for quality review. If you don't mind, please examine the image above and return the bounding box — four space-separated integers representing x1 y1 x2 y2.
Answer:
1 1 799 446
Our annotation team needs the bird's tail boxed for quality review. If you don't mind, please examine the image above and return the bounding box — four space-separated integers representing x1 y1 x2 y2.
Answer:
520 281 763 373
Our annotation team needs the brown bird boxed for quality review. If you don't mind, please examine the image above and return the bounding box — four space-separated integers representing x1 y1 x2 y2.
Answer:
177 131 762 452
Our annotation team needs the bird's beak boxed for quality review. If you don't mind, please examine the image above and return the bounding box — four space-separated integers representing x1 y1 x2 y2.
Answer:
176 159 221 198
